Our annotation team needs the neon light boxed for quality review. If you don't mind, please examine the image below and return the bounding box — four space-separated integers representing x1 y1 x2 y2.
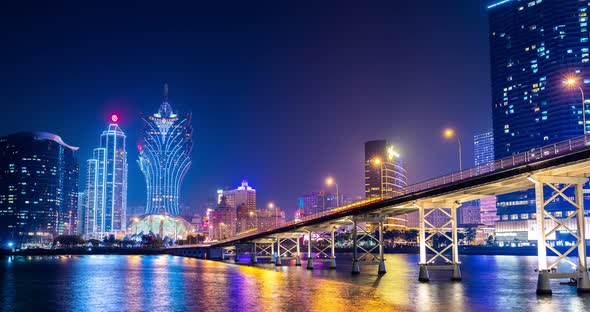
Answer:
110 114 119 123
487 0 512 9
138 84 192 216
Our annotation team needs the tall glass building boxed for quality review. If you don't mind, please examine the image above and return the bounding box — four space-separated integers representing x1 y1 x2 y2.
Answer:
0 132 79 246
488 0 590 241
138 84 193 216
364 140 407 199
84 117 128 238
473 130 497 227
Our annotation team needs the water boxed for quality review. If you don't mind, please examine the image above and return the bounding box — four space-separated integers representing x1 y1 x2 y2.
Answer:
2 254 590 311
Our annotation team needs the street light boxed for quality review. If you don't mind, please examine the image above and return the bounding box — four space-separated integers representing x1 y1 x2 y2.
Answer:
133 217 139 235
268 202 277 227
325 176 340 206
443 128 463 172
564 77 587 143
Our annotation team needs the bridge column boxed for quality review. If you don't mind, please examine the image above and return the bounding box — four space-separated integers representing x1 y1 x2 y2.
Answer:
352 221 360 274
234 245 239 263
413 201 460 282
251 243 258 263
271 241 275 264
529 175 590 295
330 227 337 269
296 237 302 266
417 203 429 282
307 230 314 270
378 221 386 274
275 237 282 266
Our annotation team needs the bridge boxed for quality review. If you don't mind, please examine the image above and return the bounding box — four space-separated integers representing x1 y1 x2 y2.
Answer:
170 135 590 295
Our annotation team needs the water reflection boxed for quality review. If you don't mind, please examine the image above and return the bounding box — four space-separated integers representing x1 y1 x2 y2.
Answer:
2 254 590 311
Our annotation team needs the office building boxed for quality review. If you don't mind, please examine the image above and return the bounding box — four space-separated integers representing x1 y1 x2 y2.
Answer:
474 130 497 227
298 191 339 216
364 140 407 199
488 0 590 241
85 115 128 238
209 196 237 240
0 132 79 245
138 83 193 216
223 180 256 233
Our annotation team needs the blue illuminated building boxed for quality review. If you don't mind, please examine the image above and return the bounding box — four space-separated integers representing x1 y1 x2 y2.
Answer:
488 0 590 241
0 132 79 246
138 83 193 216
84 116 128 238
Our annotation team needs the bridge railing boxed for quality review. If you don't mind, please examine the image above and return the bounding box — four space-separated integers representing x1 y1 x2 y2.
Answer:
211 135 588 245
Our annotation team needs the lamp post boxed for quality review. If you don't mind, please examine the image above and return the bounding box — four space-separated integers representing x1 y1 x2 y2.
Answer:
564 77 587 144
443 128 463 172
325 177 340 206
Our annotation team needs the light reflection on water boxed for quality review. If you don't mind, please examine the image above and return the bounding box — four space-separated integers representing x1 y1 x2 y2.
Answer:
2 254 590 311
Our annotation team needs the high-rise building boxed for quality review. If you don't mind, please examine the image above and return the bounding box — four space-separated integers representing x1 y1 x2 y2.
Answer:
138 83 193 216
256 205 286 231
77 191 86 235
364 140 407 199
84 115 128 238
298 191 339 216
474 130 497 227
223 180 256 233
488 0 590 241
0 132 79 245
208 196 237 240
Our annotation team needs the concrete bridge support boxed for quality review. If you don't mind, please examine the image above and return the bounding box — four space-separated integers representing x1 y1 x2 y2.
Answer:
305 228 336 270
414 201 461 282
529 175 590 295
351 219 386 275
275 235 302 266
250 240 275 263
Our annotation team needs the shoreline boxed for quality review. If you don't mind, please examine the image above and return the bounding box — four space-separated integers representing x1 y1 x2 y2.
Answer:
2 245 582 257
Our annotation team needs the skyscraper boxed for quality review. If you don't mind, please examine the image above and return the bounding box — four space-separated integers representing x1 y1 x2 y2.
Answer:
298 191 339 216
474 130 497 227
488 0 590 241
138 83 193 216
223 180 256 233
0 132 79 245
84 115 128 238
364 140 407 199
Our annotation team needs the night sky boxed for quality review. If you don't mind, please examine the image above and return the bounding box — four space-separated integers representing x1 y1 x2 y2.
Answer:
0 1 492 218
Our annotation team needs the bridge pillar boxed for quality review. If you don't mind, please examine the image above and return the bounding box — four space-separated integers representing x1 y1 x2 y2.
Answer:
413 201 460 282
530 175 590 295
275 237 282 266
378 221 386 274
234 245 239 263
307 230 314 270
330 227 336 269
351 221 360 274
295 238 302 266
251 243 258 263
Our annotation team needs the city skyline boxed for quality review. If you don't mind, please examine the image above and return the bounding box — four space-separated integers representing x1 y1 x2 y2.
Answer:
0 1 492 218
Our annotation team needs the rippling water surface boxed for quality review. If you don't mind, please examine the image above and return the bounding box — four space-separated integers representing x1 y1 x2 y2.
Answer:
2 254 590 311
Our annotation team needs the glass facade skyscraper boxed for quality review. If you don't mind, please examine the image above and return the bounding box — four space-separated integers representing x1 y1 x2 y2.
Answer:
364 140 407 199
488 0 590 241
138 84 193 216
0 132 79 246
84 118 128 238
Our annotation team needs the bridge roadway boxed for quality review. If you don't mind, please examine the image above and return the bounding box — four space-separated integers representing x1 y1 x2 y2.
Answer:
170 135 590 296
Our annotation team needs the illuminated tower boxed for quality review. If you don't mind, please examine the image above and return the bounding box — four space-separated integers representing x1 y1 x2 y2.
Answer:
364 140 407 199
138 83 193 216
85 114 128 238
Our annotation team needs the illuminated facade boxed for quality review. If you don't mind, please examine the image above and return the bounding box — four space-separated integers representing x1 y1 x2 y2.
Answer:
128 214 194 240
473 130 497 227
209 196 237 240
0 132 79 245
298 191 339 216
85 117 128 238
223 180 256 233
364 140 407 199
489 0 590 241
138 83 193 216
